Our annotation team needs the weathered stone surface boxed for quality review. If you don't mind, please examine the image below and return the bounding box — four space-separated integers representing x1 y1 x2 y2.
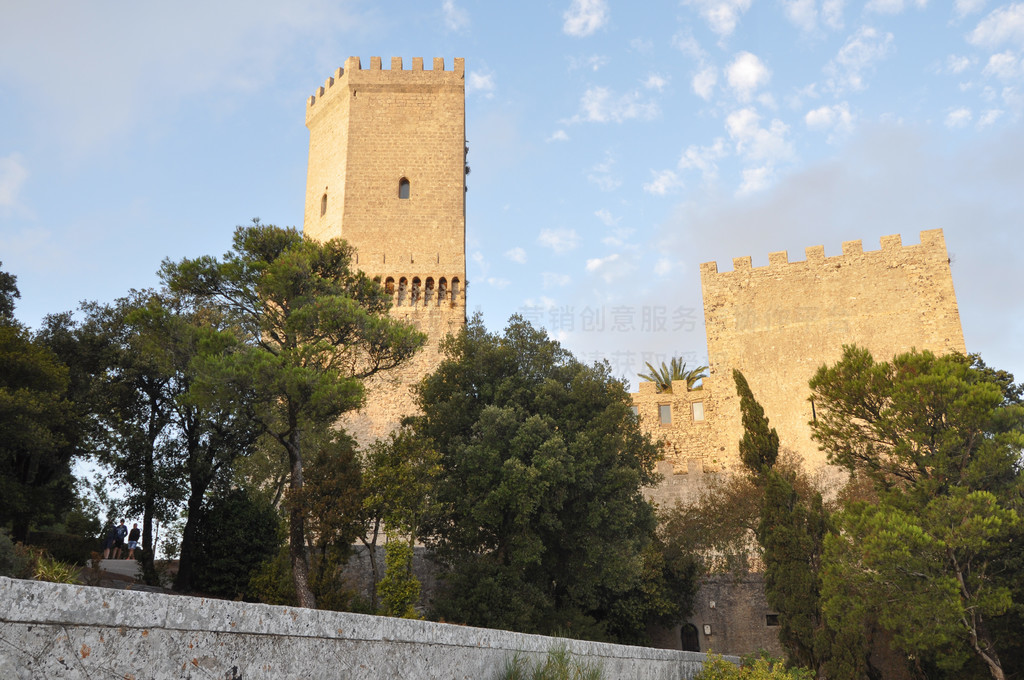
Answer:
0 577 726 679
301 57 468 447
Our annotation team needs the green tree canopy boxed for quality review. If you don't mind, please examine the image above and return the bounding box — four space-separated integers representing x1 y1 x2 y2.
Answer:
812 347 1024 680
161 222 425 607
414 315 689 642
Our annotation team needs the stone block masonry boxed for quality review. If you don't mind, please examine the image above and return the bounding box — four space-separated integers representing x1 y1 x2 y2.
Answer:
302 57 467 446
633 229 965 501
0 577 727 679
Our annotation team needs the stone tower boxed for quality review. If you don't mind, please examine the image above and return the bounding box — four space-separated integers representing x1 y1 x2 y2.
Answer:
633 229 966 505
303 56 467 444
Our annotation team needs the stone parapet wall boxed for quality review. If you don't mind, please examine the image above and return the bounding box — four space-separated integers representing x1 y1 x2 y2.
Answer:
0 577 727 679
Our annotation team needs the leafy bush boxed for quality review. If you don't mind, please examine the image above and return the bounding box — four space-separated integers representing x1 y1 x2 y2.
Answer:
494 646 604 680
695 653 814 680
190 488 281 598
0 529 30 577
27 530 100 565
33 552 80 584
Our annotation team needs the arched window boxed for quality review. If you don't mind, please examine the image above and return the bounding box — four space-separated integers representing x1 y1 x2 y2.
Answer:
424 277 435 304
411 277 421 305
438 277 448 305
451 277 461 302
397 277 408 306
398 178 411 199
384 277 395 295
320 193 327 216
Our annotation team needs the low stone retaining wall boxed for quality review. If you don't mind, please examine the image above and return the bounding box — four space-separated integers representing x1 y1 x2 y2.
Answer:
0 577 730 679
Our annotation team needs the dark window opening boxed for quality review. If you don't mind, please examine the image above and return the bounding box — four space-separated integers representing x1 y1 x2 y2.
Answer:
397 277 408 306
425 277 435 304
399 178 410 199
384 277 395 295
320 193 327 216
451 277 461 302
411 277 421 305
766 614 780 627
438 277 448 305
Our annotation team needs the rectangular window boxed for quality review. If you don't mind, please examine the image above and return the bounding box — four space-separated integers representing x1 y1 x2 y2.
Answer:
659 404 671 425
630 405 639 417
692 401 705 421
766 614 780 627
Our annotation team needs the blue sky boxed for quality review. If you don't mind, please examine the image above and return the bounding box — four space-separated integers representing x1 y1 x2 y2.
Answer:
2 0 1022 388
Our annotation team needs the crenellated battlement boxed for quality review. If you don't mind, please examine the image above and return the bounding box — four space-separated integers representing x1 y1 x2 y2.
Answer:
699 229 948 276
307 56 466 110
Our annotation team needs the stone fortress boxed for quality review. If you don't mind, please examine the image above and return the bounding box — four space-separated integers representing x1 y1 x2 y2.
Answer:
300 57 967 657
632 229 966 506
303 56 468 445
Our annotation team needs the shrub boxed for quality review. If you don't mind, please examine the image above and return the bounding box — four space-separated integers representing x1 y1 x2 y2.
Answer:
695 653 814 680
494 646 604 680
33 552 80 584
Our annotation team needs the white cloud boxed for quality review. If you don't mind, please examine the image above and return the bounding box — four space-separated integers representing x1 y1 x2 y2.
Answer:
645 74 668 91
467 71 495 96
585 252 634 282
968 4 1024 48
692 66 718 100
654 257 674 276
727 52 771 101
442 0 469 31
587 154 622 190
672 31 707 60
563 0 609 37
824 26 895 93
682 0 753 37
0 153 28 210
865 0 926 14
955 0 987 17
542 272 571 288
538 228 580 253
805 102 855 137
822 0 846 28
486 277 511 289
947 55 974 74
572 87 660 123
644 169 685 195
547 130 570 142
983 51 1021 79
978 108 1004 126
782 0 818 32
0 2 371 154
505 247 527 263
601 226 635 247
678 138 729 179
945 107 973 127
594 208 620 226
726 108 794 163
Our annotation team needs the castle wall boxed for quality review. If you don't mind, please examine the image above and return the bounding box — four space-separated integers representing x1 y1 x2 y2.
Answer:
634 229 966 500
303 57 467 445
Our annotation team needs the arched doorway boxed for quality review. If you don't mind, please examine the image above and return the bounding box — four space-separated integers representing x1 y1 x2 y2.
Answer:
681 623 700 652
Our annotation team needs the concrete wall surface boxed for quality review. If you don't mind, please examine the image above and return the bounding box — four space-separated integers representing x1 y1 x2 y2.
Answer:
0 577 730 679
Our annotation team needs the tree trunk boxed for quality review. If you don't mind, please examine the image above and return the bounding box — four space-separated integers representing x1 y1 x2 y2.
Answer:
173 475 207 592
286 430 316 608
359 518 382 611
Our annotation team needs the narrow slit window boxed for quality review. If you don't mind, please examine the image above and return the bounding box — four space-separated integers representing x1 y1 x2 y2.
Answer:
451 277 460 302
320 193 327 216
399 178 411 199
438 277 448 305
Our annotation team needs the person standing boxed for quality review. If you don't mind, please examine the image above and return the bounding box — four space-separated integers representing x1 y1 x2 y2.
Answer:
101 523 117 560
114 520 128 559
126 523 141 560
